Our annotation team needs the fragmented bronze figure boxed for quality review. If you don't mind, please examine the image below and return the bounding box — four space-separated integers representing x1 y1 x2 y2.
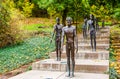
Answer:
51 17 63 61
61 17 78 78
87 14 96 51
82 16 88 39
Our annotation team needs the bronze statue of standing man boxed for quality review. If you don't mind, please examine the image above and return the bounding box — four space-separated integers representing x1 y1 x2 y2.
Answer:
61 17 78 78
87 14 96 51
51 17 63 61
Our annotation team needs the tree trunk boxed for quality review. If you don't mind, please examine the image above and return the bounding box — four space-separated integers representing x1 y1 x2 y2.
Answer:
62 8 68 26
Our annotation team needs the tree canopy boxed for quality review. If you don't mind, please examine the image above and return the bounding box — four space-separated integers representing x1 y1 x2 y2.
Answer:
30 0 120 24
0 0 120 47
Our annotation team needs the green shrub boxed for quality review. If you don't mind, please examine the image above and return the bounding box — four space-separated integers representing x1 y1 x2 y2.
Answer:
22 1 34 17
109 26 120 79
0 0 25 48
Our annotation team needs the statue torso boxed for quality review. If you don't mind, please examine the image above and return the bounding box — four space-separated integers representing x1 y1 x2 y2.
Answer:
88 20 95 31
54 24 63 36
63 26 75 43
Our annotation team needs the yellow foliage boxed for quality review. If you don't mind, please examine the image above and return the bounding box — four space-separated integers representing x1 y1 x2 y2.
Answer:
110 62 115 67
99 5 104 11
22 1 34 17
110 61 120 74
91 5 97 10
0 0 26 47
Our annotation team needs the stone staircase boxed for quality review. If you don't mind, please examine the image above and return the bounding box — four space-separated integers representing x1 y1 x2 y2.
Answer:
9 27 110 79
31 27 110 78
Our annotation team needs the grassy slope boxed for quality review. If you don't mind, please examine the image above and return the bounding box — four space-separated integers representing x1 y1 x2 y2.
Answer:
20 18 55 33
0 36 55 73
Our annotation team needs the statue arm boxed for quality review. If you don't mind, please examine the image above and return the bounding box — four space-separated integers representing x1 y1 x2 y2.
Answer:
74 27 78 53
50 25 56 43
52 29 55 38
87 21 90 33
61 27 65 51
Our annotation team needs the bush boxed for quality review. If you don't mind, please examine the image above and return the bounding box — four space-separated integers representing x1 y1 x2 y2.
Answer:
0 0 25 48
109 26 120 79
22 1 34 17
0 3 11 47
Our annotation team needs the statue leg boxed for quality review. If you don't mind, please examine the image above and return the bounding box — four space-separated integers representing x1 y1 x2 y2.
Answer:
96 24 98 31
59 40 61 61
85 28 87 39
58 40 61 61
66 43 70 77
96 25 98 31
90 32 93 51
55 41 59 61
70 43 75 77
94 32 96 51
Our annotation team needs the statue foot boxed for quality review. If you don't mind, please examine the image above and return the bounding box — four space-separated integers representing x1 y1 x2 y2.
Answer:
56 58 59 61
70 73 74 78
92 49 96 52
92 49 94 52
58 59 61 61
65 73 70 77
56 57 61 61
59 58 61 61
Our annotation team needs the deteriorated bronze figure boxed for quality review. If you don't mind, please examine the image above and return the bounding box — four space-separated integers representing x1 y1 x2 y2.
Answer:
61 17 78 77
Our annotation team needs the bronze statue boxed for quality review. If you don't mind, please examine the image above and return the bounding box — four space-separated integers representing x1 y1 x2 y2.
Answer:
51 17 63 61
87 14 96 51
61 17 78 77
82 16 88 39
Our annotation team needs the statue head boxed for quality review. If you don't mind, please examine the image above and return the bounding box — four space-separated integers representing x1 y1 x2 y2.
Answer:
66 17 72 26
90 14 94 20
56 17 60 24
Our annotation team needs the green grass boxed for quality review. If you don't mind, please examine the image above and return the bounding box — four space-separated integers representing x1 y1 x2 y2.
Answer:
22 23 53 33
98 21 112 26
0 36 55 73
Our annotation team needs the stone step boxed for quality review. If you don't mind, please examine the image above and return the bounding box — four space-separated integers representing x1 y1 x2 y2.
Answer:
93 33 110 36
32 59 109 74
100 30 110 33
50 50 109 60
100 26 110 29
62 44 109 51
96 28 110 30
59 72 109 79
79 38 109 41
90 31 110 34
78 39 109 44
78 44 109 50
78 35 109 39
79 30 110 34
9 70 109 79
